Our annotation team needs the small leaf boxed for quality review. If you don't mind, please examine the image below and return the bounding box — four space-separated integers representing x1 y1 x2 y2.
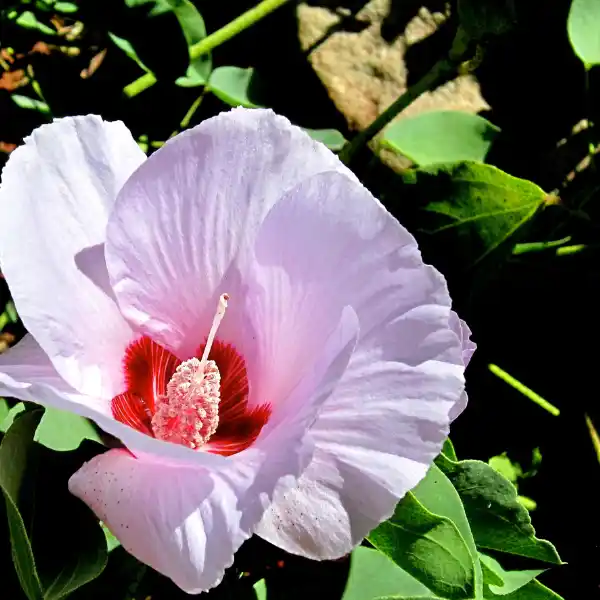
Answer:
13 11 57 36
436 454 561 564
568 0 600 68
480 553 544 597
0 398 10 425
441 438 458 461
207 66 263 108
109 32 148 71
304 128 348 151
401 161 547 270
34 407 103 451
1 402 26 433
342 547 438 600
369 491 476 599
11 95 51 116
0 410 44 600
171 0 212 87
253 578 267 600
382 111 500 166
488 454 522 484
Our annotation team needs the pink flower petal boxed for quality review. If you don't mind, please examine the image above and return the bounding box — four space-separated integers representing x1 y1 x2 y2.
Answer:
0 116 145 397
253 171 466 558
105 108 353 359
448 310 476 420
68 308 359 593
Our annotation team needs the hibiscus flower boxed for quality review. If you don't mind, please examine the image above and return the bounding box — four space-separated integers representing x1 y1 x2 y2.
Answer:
0 108 474 593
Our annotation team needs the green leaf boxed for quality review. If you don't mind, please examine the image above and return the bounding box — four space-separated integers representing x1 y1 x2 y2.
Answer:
401 161 547 269
304 128 348 151
568 0 600 68
1 402 26 433
457 0 517 38
117 0 211 85
253 578 267 600
171 0 212 87
369 490 476 599
13 11 57 36
0 398 10 424
485 580 564 600
207 66 263 108
436 454 561 564
0 410 44 600
480 553 544 597
441 438 458 461
0 411 107 599
11 95 51 116
488 454 522 484
34 407 103 451
342 547 439 600
382 111 500 166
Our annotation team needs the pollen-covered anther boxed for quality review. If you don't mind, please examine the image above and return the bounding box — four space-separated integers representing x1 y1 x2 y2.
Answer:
151 358 221 449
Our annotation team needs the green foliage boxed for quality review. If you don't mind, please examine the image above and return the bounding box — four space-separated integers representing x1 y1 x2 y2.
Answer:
0 411 108 599
400 162 548 270
568 0 600 68
208 66 261 108
382 111 500 166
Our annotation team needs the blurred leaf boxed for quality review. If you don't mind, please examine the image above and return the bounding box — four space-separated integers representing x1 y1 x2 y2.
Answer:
342 547 438 600
458 0 517 38
568 0 600 68
480 553 544 597
253 578 267 600
401 162 547 270
34 407 103 451
382 111 500 165
12 11 56 35
369 489 476 599
304 128 347 151
208 66 262 108
436 453 561 564
54 2 78 13
11 95 51 116
0 410 44 600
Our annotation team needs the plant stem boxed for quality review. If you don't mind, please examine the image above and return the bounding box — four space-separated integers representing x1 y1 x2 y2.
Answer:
488 364 560 417
124 0 293 98
338 27 471 166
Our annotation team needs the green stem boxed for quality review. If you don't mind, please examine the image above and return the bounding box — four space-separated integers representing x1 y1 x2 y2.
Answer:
338 27 471 166
488 364 560 417
124 0 293 98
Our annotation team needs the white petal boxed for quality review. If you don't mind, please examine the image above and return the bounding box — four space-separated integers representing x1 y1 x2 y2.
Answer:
254 172 466 558
106 108 354 358
0 116 145 397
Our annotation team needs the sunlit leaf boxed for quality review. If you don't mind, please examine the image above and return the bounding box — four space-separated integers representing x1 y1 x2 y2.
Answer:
568 0 600 68
34 407 103 451
369 490 476 599
13 11 56 36
207 66 262 108
436 453 561 564
480 552 544 597
304 128 347 151
401 161 547 270
342 547 438 600
11 95 51 116
382 111 500 166
485 580 564 600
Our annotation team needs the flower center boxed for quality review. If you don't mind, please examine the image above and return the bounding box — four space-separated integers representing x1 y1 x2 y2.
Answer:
150 294 229 449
